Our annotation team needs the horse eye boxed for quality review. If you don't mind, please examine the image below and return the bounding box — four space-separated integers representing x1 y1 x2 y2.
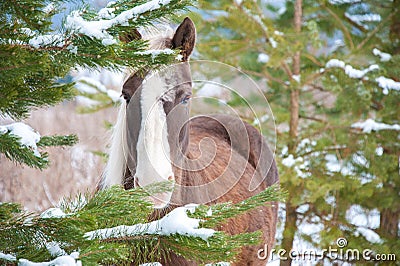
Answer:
181 94 191 104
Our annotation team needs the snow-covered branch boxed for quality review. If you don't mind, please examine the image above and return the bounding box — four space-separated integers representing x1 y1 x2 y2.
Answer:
85 205 215 241
351 118 400 133
0 122 41 157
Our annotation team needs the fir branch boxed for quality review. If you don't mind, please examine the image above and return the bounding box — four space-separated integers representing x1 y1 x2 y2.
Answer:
1 185 285 265
0 133 48 169
190 184 286 228
37 135 78 147
322 3 355 50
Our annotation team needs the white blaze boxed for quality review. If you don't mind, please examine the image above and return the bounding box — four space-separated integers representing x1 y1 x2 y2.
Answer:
135 71 174 208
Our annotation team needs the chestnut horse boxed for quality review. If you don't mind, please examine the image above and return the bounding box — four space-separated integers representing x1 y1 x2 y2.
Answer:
99 17 279 265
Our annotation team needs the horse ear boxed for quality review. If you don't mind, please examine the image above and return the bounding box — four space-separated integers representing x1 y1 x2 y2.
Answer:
172 17 196 61
119 29 142 43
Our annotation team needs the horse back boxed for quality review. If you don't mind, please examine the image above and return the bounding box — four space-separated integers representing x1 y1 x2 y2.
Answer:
167 114 278 265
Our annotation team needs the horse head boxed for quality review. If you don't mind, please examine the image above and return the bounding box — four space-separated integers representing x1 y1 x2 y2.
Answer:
122 18 196 208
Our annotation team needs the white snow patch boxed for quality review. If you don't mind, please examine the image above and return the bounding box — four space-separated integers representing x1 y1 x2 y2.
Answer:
296 138 317 154
40 207 69 219
257 53 270 63
282 154 298 167
85 206 215 241
21 28 35 37
68 44 78 54
375 146 383 156
98 7 116 19
43 3 55 14
375 76 400 95
0 122 41 157
140 263 162 266
269 37 277 48
46 241 67 257
372 48 391 62
0 252 16 261
346 205 382 243
18 252 81 266
351 118 400 133
344 64 378 79
101 38 117 46
326 59 346 69
29 34 64 49
329 0 361 4
333 39 345 48
325 154 341 172
356 227 382 244
281 154 309 177
175 54 184 61
292 74 301 83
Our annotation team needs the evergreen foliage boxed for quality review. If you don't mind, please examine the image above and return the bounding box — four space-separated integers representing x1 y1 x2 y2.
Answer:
194 0 400 264
0 184 284 265
0 0 191 169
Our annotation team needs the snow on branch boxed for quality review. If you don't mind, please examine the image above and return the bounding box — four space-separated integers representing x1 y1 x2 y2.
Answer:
325 59 379 79
40 207 70 219
65 0 172 46
0 122 41 157
19 252 81 266
0 252 81 266
375 76 400 95
329 0 362 4
344 12 381 25
85 205 215 241
0 252 16 262
351 118 400 133
372 48 391 62
135 48 175 58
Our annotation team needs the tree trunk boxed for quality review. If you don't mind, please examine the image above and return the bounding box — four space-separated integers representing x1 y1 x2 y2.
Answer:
389 0 400 54
280 201 297 266
281 1 302 266
288 0 302 154
379 208 400 238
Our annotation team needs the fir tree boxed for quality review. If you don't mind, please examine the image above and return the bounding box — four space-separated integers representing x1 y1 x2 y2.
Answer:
194 0 399 264
0 0 190 169
0 184 285 265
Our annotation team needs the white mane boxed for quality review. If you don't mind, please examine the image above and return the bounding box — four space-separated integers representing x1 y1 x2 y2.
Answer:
99 25 174 190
